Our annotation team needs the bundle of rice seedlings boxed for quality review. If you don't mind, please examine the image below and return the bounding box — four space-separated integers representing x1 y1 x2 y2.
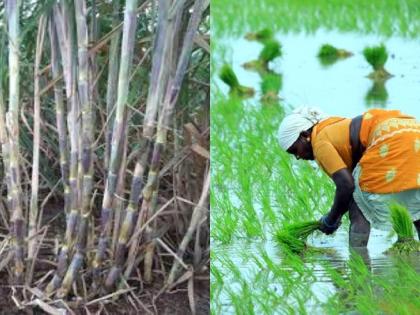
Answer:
317 44 352 67
318 44 353 59
275 221 321 254
260 72 282 104
242 40 281 74
276 232 306 254
259 40 282 63
363 44 392 80
385 203 420 254
244 28 273 43
219 64 255 98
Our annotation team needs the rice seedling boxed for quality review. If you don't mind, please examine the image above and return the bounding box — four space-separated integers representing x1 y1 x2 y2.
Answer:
284 221 322 239
363 44 393 80
276 231 307 253
323 250 420 314
242 40 281 74
244 28 273 43
317 44 352 67
385 203 420 254
275 221 321 254
318 44 353 58
219 64 255 98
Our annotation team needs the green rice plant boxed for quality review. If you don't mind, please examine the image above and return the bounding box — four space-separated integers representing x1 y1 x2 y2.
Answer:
390 203 414 240
363 44 392 79
244 28 273 43
276 231 306 253
213 0 420 39
317 44 352 67
219 64 255 98
228 280 256 315
242 40 281 74
275 221 321 254
284 221 322 238
318 44 352 58
260 72 282 104
323 250 420 314
385 203 420 254
259 40 282 63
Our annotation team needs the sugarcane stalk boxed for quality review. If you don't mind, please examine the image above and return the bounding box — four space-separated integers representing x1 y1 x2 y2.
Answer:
0 25 10 201
142 0 172 139
88 0 99 155
46 3 81 294
126 0 205 283
167 170 209 285
121 0 183 277
122 0 183 284
104 139 151 290
105 0 121 172
57 0 95 297
105 161 145 289
61 1 81 254
27 13 47 285
92 0 139 282
5 0 24 284
48 15 70 216
111 134 128 256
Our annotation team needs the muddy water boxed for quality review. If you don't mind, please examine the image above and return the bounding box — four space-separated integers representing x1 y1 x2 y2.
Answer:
216 30 420 118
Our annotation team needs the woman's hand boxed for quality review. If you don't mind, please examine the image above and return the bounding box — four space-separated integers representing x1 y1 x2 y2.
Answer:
319 214 341 235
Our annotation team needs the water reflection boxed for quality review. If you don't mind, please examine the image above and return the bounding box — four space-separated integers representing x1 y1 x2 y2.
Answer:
318 54 341 68
260 72 283 106
365 79 388 107
215 31 420 118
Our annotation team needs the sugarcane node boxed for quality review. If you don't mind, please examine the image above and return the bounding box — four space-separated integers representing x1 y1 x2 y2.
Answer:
100 207 112 228
107 172 118 194
130 177 144 199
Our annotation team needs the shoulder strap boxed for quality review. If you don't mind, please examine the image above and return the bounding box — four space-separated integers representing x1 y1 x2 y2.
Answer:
350 115 365 170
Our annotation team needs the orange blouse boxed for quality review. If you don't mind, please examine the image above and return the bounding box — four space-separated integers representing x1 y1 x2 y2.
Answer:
311 109 420 194
311 117 352 176
357 109 420 193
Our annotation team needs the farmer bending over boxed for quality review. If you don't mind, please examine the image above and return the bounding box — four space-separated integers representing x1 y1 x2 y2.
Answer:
277 107 420 247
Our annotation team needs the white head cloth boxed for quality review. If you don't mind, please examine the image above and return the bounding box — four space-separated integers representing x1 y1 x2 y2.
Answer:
277 106 329 150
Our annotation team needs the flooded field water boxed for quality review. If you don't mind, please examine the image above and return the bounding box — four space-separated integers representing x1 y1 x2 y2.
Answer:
211 1 420 314
217 31 420 118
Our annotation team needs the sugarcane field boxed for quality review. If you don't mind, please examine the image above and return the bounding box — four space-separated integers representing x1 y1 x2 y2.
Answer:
0 0 209 314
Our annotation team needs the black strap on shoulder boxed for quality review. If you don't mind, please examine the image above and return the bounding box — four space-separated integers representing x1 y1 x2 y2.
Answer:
349 115 365 170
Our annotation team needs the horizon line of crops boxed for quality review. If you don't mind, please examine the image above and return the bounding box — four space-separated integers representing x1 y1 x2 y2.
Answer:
212 0 420 38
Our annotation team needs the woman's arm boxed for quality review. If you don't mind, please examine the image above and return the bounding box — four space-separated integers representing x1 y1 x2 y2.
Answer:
319 168 355 234
330 168 355 220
